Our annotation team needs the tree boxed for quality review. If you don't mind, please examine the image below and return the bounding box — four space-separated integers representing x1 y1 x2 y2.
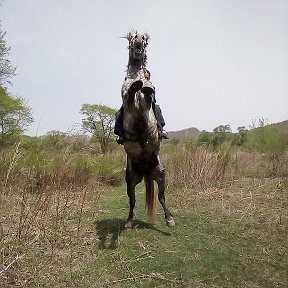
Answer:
213 124 232 134
0 29 16 86
211 124 232 147
196 130 213 147
80 104 117 154
232 126 248 146
0 86 33 147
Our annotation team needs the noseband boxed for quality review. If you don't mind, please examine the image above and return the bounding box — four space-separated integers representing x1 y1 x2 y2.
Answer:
129 34 148 51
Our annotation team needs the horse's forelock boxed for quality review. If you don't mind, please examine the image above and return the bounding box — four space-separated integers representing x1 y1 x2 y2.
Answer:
124 30 151 44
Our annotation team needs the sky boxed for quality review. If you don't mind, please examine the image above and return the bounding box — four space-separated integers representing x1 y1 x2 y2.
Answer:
1 0 288 136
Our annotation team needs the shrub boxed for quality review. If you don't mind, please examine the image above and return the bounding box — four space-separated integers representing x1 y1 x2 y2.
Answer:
244 126 288 176
164 145 234 188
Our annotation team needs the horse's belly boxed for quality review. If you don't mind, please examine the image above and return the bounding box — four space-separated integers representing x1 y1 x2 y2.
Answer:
124 141 159 158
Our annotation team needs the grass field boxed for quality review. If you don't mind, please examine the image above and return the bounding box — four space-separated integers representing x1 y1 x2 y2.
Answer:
1 176 287 287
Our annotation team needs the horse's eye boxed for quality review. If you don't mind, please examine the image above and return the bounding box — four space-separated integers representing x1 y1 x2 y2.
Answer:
134 35 138 38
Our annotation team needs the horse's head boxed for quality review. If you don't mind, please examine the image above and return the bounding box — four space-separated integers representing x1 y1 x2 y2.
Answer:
125 30 150 64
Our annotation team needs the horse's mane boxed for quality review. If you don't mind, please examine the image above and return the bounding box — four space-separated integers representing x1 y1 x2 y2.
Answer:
124 29 151 42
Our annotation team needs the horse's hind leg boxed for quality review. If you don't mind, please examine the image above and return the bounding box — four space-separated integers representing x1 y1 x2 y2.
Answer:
153 163 175 227
125 181 136 228
125 162 142 228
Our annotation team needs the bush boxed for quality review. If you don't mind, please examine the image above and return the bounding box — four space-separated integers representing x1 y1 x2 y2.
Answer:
164 145 235 188
244 126 288 176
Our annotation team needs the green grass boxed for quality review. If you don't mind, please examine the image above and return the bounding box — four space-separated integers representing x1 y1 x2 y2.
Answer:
87 181 287 288
1 178 288 287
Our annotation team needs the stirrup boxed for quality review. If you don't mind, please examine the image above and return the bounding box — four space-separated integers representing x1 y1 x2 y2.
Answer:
160 130 169 139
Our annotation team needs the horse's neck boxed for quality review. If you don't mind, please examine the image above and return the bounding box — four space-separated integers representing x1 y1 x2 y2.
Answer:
126 60 144 79
122 61 145 104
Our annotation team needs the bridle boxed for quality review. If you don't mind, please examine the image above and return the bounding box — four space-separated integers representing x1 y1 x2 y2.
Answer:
129 33 148 51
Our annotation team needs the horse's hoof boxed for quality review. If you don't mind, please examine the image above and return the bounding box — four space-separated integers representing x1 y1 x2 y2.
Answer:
125 221 134 229
128 80 143 95
141 86 155 95
166 218 175 228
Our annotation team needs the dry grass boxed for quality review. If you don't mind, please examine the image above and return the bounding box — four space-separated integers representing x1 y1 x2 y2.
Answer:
164 146 288 188
1 181 105 287
170 177 288 224
0 145 111 287
164 146 235 187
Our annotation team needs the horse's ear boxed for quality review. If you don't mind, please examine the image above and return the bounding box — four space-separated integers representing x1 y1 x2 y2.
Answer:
144 33 150 40
127 29 138 41
123 31 133 42
144 33 150 45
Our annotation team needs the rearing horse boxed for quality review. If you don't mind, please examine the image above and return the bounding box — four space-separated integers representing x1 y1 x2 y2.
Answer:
121 31 175 228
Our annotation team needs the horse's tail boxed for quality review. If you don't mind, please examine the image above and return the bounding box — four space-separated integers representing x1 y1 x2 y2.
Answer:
144 175 157 222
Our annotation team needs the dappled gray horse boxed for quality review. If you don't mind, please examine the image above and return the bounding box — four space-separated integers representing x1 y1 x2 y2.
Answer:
121 31 175 228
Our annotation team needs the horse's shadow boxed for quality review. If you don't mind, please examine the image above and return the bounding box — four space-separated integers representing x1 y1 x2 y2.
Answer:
94 218 171 250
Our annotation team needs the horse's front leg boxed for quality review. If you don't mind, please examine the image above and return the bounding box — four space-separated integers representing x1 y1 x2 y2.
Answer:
153 163 175 227
122 78 143 106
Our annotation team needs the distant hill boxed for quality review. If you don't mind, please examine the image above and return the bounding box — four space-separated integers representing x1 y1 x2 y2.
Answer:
267 120 288 135
168 127 201 139
167 119 288 140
